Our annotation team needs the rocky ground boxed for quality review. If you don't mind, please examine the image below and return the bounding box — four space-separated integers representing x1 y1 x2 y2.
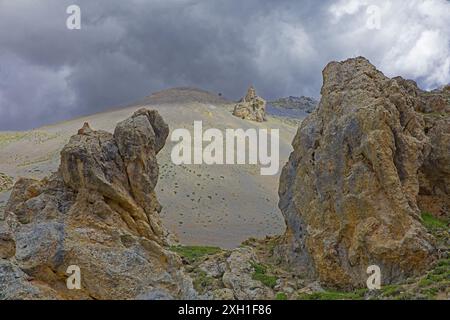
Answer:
169 209 448 300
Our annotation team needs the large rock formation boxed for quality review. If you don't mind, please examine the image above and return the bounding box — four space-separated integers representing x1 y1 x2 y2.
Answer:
0 109 196 299
278 57 448 289
233 86 267 122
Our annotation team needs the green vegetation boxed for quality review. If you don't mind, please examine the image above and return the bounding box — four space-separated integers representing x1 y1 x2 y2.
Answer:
371 214 449 300
0 132 27 147
169 246 223 294
380 284 401 297
275 292 288 300
421 211 449 247
368 213 449 300
0 131 56 148
421 212 448 230
171 214 450 300
416 258 450 300
169 245 222 264
250 262 278 288
193 270 215 293
297 288 368 300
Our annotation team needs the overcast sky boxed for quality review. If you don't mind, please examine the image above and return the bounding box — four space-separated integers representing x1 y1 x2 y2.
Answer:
0 0 449 130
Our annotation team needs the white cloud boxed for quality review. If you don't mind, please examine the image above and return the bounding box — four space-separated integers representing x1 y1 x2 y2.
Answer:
326 0 450 89
329 0 370 21
388 30 450 86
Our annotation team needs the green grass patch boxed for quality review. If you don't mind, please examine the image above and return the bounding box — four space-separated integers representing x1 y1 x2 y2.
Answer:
422 259 450 285
437 258 450 268
169 245 222 264
193 270 215 293
421 212 448 231
416 258 450 299
298 289 366 300
419 278 433 287
275 292 288 300
421 287 438 300
250 262 278 288
394 292 415 300
381 284 401 297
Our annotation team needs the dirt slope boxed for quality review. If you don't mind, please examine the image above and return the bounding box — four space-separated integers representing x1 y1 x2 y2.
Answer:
0 87 299 248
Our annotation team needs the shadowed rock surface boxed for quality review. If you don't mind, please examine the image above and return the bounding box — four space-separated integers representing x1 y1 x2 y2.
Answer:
0 109 197 299
233 86 267 122
277 57 447 289
415 86 450 220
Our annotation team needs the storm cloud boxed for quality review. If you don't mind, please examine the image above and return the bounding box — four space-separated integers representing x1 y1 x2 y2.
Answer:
0 0 449 130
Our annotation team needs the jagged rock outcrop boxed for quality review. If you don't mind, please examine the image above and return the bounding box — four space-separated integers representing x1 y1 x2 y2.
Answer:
269 96 318 114
233 86 267 122
278 57 447 289
199 247 274 300
0 109 197 300
388 78 450 219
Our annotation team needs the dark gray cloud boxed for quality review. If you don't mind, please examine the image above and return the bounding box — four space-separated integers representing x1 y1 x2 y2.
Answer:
0 0 449 130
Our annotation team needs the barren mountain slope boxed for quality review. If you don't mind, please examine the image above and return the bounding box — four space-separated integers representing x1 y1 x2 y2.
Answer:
0 87 299 248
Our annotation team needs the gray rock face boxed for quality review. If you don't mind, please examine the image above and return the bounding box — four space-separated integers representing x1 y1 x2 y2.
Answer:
0 109 195 300
278 57 441 289
197 246 274 300
269 96 318 115
221 247 273 300
0 259 60 300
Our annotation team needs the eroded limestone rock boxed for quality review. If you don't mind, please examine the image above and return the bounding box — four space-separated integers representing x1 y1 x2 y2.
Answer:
278 57 442 289
0 109 196 300
233 86 267 122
